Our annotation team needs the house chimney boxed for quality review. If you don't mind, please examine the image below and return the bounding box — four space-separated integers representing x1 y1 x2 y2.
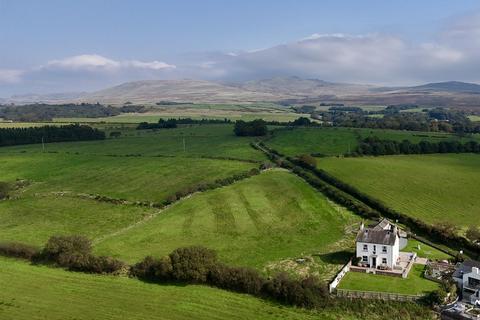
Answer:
473 267 480 275
360 222 364 231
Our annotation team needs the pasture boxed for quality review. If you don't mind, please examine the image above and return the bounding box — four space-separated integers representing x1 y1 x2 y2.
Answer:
265 127 478 156
52 103 306 123
95 170 361 278
317 154 480 232
0 124 265 161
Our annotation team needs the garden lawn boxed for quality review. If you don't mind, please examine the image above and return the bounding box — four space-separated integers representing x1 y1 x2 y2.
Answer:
403 239 452 261
338 264 439 295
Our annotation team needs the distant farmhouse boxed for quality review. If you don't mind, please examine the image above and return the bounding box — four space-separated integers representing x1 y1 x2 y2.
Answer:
453 260 480 306
356 219 400 270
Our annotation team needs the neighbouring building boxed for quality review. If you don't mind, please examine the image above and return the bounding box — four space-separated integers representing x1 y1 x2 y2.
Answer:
453 260 480 306
355 219 400 270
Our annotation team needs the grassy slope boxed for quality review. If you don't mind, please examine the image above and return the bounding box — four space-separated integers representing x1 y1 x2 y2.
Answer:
338 264 439 295
0 257 434 320
0 257 320 320
317 154 480 230
266 127 480 156
0 125 262 245
0 193 152 245
0 153 255 203
95 170 360 277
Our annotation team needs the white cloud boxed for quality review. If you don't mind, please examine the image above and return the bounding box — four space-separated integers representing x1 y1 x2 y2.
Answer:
0 69 23 83
43 54 175 72
127 60 175 70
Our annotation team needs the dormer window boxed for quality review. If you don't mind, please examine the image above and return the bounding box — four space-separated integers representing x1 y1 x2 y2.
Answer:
363 244 368 251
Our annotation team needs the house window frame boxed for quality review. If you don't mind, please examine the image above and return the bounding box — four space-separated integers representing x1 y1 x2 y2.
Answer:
382 246 387 253
362 256 368 262
363 244 368 252
382 258 387 264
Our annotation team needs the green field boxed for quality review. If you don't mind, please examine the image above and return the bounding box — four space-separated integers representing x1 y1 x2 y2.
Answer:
95 170 360 278
469 115 480 122
0 125 265 161
317 154 480 231
265 127 478 156
0 125 265 246
0 257 434 320
338 264 439 295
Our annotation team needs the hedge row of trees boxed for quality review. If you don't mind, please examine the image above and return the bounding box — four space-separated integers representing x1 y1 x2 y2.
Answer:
0 237 328 309
131 246 329 308
0 125 105 147
354 137 480 156
0 103 121 121
137 118 233 130
163 168 261 205
0 235 125 274
256 142 480 257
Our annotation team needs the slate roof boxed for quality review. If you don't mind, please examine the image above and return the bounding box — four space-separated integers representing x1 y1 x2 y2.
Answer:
453 260 480 279
356 229 397 245
371 218 391 231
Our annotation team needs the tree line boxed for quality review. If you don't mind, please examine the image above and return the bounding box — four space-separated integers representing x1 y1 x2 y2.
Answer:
312 107 480 134
0 125 105 147
0 103 150 122
353 137 480 156
137 118 232 130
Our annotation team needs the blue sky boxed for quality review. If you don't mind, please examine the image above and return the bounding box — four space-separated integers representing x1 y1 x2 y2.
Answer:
1 0 480 95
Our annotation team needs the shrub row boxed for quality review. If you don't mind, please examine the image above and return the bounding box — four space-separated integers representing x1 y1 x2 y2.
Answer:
163 168 261 205
131 246 329 309
76 167 261 209
0 242 40 260
0 235 126 274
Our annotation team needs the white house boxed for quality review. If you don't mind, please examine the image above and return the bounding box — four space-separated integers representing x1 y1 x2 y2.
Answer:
355 219 400 270
453 260 480 305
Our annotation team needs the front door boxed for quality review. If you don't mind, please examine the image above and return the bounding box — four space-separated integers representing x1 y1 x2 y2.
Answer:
372 257 377 268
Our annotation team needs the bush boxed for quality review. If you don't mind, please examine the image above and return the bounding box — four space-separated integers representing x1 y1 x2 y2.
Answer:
0 242 40 260
262 273 328 308
0 182 11 199
169 246 218 283
297 154 317 168
209 264 264 295
234 120 268 136
39 235 92 267
130 256 173 281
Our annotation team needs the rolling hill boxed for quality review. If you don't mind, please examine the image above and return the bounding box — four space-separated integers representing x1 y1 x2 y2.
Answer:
3 77 480 108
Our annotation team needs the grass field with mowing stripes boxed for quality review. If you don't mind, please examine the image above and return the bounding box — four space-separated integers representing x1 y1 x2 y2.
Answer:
95 170 360 278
